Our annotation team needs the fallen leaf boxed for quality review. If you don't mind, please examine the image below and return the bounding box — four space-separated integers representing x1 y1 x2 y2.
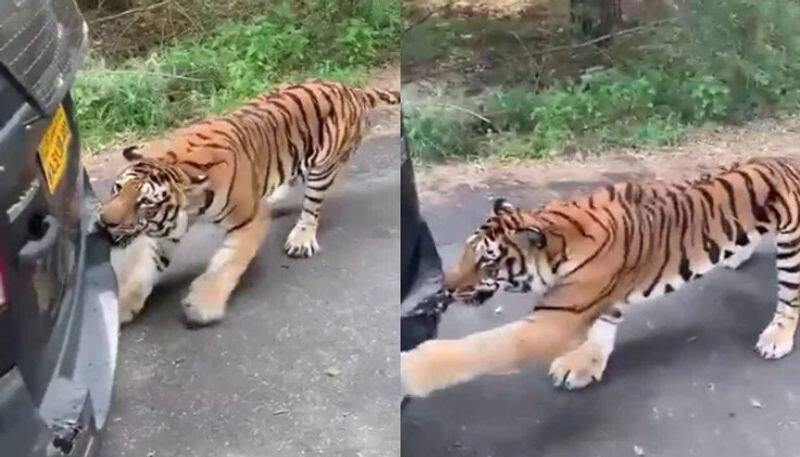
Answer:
324 367 342 377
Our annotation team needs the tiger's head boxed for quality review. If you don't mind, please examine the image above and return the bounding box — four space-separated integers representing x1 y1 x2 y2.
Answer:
444 198 557 306
98 145 210 246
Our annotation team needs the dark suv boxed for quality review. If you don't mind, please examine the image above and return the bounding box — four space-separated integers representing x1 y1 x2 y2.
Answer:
0 0 118 455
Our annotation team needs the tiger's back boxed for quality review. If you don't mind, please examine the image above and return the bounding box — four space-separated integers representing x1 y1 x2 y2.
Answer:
162 81 400 232
546 157 800 313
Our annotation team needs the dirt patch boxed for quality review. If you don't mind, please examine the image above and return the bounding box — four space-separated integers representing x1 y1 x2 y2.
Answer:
416 115 800 205
84 63 400 180
405 0 561 20
401 0 667 106
83 0 278 59
365 62 402 138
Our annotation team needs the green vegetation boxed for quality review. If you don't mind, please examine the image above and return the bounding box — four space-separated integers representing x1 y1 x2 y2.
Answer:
405 0 800 161
75 0 400 151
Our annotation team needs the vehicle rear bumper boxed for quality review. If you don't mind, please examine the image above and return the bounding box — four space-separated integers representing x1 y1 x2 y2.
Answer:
0 179 118 457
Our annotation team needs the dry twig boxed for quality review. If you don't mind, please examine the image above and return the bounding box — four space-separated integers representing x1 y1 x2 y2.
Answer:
444 103 492 125
509 30 542 87
91 0 175 24
527 17 679 57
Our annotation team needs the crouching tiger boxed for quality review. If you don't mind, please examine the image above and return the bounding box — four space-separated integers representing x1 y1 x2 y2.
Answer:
97 80 400 326
402 157 800 398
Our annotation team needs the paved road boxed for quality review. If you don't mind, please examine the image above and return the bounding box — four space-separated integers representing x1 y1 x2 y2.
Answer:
402 178 800 457
95 135 400 457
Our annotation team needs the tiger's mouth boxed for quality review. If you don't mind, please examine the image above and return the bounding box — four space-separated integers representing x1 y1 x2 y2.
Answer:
447 276 534 306
447 286 496 306
95 219 143 247
104 222 141 237
503 279 533 293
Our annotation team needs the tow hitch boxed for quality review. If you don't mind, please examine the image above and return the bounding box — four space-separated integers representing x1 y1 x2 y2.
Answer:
49 423 85 455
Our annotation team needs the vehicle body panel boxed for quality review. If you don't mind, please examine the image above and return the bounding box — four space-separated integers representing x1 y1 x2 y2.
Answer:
0 0 118 455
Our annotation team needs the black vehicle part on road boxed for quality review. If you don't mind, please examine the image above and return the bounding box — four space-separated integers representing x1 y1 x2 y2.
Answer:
400 123 447 353
0 0 118 456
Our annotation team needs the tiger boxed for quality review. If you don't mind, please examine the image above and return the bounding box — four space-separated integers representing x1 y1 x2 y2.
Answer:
402 156 800 398
97 80 400 327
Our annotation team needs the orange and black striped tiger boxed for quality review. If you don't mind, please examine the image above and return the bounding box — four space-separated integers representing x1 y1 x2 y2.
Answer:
98 80 399 326
402 157 800 397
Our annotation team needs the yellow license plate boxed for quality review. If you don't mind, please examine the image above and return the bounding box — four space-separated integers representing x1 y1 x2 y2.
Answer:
38 104 72 194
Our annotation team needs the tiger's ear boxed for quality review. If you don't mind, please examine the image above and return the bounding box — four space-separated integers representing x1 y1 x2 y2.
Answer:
524 228 546 249
492 198 515 215
122 145 143 161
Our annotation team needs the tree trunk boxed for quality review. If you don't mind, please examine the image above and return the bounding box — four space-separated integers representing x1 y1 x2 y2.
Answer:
571 0 621 39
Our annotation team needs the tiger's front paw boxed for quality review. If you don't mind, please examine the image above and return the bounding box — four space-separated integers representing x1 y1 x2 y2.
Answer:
182 279 227 327
549 344 608 390
284 225 319 258
756 322 795 359
118 288 147 326
119 308 135 326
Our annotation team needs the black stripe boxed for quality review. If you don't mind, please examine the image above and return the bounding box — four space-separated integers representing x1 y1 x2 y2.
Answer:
560 221 613 281
717 177 740 220
302 207 320 218
214 204 237 223
198 190 214 215
643 206 672 298
547 210 596 240
283 93 314 155
734 170 771 224
778 238 800 249
297 85 326 152
227 214 255 233
777 262 800 274
702 233 721 264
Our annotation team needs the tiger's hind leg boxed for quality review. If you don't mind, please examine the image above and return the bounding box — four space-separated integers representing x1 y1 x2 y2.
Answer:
284 161 344 258
756 233 800 359
182 202 270 326
549 310 622 390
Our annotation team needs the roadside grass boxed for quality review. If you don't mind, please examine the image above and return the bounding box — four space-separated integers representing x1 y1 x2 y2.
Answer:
405 0 800 162
75 0 400 151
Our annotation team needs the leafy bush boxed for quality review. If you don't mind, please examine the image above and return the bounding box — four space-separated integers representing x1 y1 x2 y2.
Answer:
405 105 480 161
406 0 800 162
75 0 399 150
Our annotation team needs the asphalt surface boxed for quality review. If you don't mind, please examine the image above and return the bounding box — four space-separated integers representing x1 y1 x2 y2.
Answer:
401 178 800 457
95 135 400 457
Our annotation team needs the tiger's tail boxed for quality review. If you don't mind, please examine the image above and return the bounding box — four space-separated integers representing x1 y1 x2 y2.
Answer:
356 87 401 108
